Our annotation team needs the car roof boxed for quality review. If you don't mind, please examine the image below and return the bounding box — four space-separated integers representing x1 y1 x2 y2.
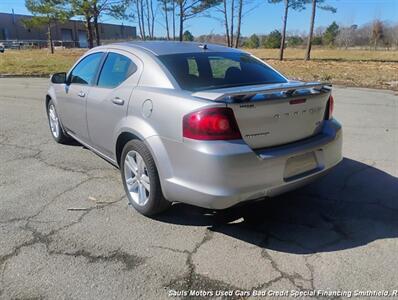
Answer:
112 41 244 56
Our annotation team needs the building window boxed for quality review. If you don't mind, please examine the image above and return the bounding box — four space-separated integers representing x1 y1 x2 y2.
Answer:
0 28 7 40
61 28 73 41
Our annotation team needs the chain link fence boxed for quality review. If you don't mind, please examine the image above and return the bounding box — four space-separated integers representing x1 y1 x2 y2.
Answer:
0 40 82 49
0 39 138 50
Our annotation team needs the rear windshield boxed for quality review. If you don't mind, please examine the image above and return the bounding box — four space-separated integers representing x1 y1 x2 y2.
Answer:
158 52 287 91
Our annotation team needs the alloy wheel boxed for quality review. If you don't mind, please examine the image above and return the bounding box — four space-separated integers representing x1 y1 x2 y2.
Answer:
48 104 60 138
124 150 151 206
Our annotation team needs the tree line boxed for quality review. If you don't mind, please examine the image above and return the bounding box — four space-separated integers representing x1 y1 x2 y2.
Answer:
25 0 397 61
242 20 398 51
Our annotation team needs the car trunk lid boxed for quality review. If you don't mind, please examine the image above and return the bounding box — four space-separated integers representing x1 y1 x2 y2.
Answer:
192 81 331 149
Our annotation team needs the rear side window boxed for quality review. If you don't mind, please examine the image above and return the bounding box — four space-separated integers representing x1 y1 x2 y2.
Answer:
187 57 199 76
209 56 240 79
70 52 103 85
159 52 287 91
97 52 137 88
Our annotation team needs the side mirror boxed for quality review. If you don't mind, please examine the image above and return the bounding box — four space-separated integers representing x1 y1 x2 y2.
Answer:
51 72 67 84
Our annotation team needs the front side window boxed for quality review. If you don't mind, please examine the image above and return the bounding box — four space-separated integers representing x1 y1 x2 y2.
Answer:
70 52 103 85
159 52 287 91
97 52 137 88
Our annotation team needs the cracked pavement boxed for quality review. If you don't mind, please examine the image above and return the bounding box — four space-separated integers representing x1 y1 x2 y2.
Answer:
0 78 397 299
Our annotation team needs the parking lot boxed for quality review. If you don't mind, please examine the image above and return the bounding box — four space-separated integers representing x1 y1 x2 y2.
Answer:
0 78 397 299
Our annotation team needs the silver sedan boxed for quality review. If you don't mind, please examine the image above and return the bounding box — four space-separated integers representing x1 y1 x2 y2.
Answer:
46 41 342 216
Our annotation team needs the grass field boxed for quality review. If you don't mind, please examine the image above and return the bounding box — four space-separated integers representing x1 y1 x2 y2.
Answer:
247 48 398 62
0 48 397 90
0 49 84 76
266 59 398 90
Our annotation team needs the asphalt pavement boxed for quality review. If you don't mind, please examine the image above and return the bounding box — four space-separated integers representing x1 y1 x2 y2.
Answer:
0 78 397 299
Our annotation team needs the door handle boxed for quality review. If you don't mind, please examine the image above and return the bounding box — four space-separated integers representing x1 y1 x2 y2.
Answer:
112 97 125 105
78 91 85 98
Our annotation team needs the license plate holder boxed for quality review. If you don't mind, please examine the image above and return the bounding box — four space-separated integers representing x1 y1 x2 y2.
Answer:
284 151 319 181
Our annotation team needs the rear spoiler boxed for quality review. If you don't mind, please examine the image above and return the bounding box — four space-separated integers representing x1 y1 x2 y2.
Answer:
192 81 331 102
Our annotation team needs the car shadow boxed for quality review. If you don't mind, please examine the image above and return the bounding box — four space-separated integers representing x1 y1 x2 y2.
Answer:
155 158 398 254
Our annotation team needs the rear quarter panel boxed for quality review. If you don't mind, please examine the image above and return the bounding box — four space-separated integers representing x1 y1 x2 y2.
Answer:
116 87 224 143
115 86 224 182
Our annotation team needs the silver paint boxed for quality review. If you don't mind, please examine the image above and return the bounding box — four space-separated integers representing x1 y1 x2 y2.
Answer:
47 41 343 209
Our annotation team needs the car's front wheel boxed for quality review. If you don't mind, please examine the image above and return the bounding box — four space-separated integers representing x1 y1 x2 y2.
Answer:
121 140 171 216
47 99 70 144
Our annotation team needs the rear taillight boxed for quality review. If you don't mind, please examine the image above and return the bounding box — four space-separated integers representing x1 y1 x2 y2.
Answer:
183 107 242 140
326 95 334 120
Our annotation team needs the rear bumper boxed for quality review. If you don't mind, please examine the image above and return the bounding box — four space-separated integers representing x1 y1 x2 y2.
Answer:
147 119 343 209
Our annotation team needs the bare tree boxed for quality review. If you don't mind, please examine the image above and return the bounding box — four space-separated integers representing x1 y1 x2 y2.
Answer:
279 0 289 59
353 24 372 48
304 0 316 60
133 0 146 39
177 0 183 40
371 20 384 50
222 0 230 46
215 0 244 47
172 0 176 39
150 0 155 37
215 0 262 48
144 0 155 39
217 0 235 46
128 0 159 40
131 0 155 39
234 0 242 47
384 24 398 49
268 0 307 60
160 0 170 39
336 25 357 49
304 0 336 61
176 0 220 41
230 0 234 45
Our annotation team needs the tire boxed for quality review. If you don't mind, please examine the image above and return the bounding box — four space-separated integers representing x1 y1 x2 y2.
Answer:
121 140 171 216
47 99 71 144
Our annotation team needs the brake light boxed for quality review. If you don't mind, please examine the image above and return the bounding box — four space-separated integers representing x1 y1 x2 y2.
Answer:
289 98 306 105
328 95 334 119
183 107 242 140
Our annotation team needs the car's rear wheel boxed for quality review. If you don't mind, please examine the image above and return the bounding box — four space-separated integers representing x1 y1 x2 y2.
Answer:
47 99 71 144
121 140 171 216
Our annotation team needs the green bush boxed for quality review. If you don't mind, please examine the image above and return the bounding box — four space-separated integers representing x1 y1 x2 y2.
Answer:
244 34 260 48
312 36 323 45
183 30 194 41
262 30 281 48
286 36 304 47
323 21 339 46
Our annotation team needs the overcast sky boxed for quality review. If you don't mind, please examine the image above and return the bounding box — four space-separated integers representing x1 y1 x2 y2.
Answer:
0 0 397 37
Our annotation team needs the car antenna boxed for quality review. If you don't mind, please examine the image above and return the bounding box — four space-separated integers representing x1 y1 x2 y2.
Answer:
199 44 208 50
